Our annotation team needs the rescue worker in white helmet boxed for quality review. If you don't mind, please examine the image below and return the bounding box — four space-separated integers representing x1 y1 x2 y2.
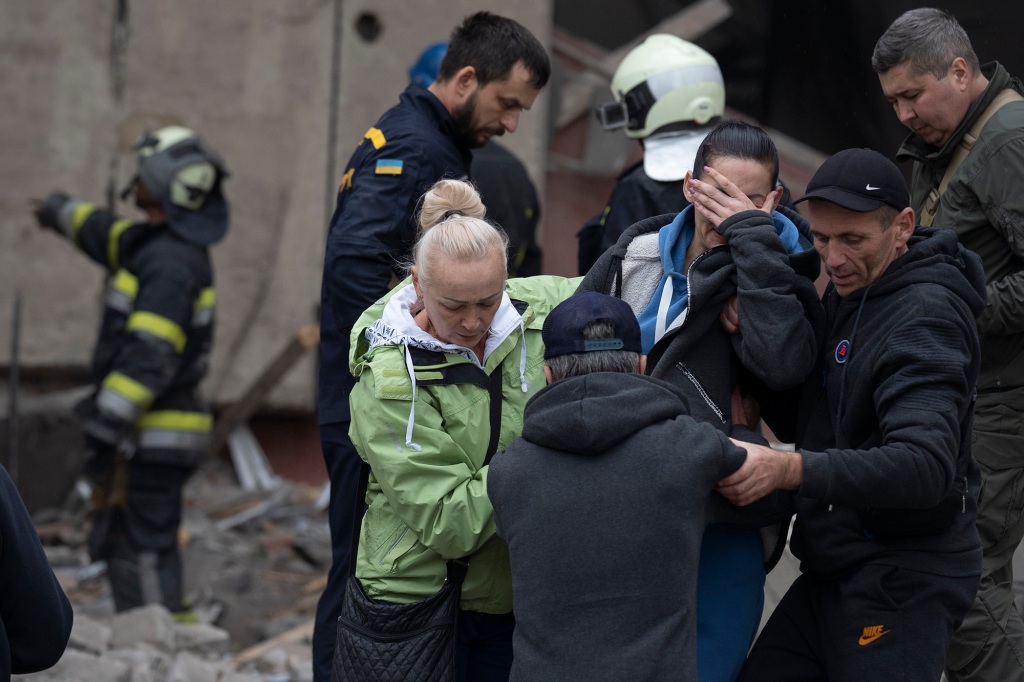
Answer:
578 34 725 274
34 125 229 615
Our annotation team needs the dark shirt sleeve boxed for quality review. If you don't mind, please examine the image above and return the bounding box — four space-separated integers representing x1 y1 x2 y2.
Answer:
722 210 825 391
969 139 1024 334
323 155 427 340
56 200 145 274
0 465 73 674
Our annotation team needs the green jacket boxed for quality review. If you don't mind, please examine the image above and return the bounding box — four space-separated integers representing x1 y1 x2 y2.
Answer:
348 275 579 613
897 62 1024 394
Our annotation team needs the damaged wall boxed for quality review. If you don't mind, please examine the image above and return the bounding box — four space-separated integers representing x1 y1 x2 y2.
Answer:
0 0 552 412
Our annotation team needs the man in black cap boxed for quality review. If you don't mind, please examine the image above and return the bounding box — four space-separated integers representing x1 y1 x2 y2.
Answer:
487 291 789 682
34 125 229 615
717 148 986 681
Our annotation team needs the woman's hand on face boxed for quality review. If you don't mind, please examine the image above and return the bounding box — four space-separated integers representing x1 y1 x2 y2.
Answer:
689 165 779 229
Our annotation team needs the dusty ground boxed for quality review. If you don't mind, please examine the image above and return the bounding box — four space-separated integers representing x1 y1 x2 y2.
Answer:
41 454 331 656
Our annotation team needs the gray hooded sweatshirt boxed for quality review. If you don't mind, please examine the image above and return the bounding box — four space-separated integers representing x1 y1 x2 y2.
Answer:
489 372 782 682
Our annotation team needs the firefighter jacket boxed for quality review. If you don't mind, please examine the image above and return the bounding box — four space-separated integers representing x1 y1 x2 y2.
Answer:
50 197 215 467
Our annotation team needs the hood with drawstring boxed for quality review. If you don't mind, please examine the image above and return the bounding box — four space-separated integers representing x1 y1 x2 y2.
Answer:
792 226 987 579
579 203 824 431
357 283 530 451
346 275 580 613
488 371 774 682
634 203 806 353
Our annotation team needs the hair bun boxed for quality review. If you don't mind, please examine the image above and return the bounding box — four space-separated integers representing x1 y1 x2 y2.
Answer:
419 179 486 231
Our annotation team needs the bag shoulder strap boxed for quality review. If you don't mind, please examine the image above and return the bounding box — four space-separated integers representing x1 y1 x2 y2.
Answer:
348 359 506 581
921 88 1024 226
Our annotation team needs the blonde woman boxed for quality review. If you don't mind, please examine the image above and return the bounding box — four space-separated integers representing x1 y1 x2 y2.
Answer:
345 179 577 680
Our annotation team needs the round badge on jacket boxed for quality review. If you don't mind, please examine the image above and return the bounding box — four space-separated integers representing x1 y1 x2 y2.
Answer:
835 340 850 364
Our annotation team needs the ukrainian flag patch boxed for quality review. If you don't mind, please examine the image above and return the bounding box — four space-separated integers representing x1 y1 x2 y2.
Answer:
375 159 403 175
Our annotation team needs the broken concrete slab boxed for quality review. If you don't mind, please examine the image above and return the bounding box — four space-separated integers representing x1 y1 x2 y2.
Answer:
13 648 132 682
109 604 176 652
68 610 111 655
172 621 231 657
166 652 221 682
105 644 172 682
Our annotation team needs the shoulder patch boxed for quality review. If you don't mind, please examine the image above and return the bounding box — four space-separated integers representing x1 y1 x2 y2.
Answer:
339 168 354 192
375 159 403 176
364 127 386 150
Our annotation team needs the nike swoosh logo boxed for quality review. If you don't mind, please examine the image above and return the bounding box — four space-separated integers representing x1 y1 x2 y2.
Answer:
858 629 891 645
865 184 880 191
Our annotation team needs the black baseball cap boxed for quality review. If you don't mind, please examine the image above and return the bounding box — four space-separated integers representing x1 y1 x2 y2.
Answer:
794 148 909 213
542 292 642 360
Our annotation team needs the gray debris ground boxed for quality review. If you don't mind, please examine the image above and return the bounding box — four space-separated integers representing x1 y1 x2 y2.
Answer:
15 456 330 682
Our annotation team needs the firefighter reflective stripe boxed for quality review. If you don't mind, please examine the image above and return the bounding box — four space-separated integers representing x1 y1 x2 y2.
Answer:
137 411 212 432
106 269 139 313
139 428 210 452
98 371 154 421
138 410 212 451
192 287 215 326
107 219 134 270
70 202 97 243
126 311 187 352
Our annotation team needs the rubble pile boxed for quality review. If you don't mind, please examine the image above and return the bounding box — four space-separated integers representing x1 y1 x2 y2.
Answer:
15 456 330 682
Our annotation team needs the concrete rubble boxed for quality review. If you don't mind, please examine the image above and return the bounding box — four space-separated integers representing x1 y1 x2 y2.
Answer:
14 456 329 682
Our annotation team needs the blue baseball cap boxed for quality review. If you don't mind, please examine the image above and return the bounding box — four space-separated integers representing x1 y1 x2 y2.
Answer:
542 292 642 359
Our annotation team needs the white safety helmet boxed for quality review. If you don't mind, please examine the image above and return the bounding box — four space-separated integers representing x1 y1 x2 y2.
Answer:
127 125 230 245
595 34 725 139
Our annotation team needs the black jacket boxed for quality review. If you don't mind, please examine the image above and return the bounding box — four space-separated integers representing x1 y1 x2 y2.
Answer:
0 464 72 680
790 227 986 579
319 85 472 425
576 160 687 275
897 62 1024 397
579 206 823 431
472 141 542 277
50 200 216 465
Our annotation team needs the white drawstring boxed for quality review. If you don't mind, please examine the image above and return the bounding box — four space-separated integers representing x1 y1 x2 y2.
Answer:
518 319 528 392
402 341 422 451
655 277 687 345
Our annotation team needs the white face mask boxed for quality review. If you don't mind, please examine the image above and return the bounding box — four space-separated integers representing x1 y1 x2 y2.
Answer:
643 130 708 182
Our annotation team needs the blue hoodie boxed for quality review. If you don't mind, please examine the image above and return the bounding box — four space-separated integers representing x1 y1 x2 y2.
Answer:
637 205 805 353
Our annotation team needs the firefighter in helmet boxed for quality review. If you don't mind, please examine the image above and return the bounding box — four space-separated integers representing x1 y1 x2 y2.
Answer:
34 125 229 614
578 34 725 273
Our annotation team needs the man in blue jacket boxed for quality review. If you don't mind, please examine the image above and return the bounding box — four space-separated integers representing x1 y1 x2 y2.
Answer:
314 12 550 680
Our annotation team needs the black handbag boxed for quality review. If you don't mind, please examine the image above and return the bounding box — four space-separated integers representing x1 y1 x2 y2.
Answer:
332 361 505 682
334 553 467 681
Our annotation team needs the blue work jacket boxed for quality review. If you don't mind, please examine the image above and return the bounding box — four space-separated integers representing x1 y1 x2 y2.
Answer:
318 85 472 425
